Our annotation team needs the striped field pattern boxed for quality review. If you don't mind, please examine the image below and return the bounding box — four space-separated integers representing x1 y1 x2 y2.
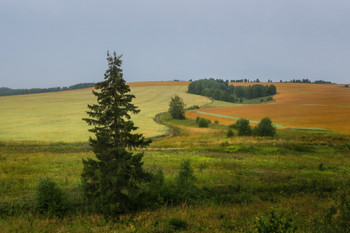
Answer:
186 83 350 134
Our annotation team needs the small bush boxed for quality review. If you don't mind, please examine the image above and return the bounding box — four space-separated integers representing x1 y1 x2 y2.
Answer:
345 84 349 88
168 218 188 231
318 163 325 171
199 163 208 172
214 120 219 124
255 210 297 233
139 168 166 209
229 123 236 129
175 160 198 203
187 105 200 110
254 117 276 137
221 141 229 146
227 129 234 137
35 177 67 217
315 192 350 233
233 118 252 136
198 118 210 128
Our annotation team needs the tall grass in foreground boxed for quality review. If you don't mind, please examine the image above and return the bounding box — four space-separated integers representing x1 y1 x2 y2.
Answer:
1 114 350 231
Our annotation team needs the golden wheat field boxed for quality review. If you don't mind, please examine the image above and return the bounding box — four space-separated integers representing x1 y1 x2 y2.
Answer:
0 82 210 142
186 83 350 134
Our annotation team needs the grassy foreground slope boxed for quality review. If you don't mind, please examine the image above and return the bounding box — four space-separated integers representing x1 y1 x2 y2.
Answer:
0 82 210 142
1 114 350 232
187 83 350 134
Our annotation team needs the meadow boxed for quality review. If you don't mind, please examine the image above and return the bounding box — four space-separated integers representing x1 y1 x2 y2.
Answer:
186 83 350 134
1 114 350 232
1 82 350 232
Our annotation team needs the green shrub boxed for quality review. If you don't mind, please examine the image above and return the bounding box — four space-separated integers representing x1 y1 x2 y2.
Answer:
35 177 67 217
233 118 252 136
227 129 234 137
168 218 188 231
198 118 210 128
221 141 229 146
175 160 198 203
255 210 297 233
214 120 219 124
345 84 349 88
139 168 166 209
254 117 276 137
318 162 325 171
187 105 200 110
315 192 350 233
0 200 33 217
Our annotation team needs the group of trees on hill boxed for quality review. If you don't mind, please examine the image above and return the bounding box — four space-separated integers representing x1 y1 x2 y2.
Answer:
229 117 276 137
0 82 95 96
188 78 276 102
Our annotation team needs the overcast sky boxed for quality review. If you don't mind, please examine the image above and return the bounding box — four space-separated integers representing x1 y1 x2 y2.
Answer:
1 0 349 88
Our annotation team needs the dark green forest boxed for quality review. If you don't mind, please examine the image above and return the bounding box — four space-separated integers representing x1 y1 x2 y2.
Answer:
188 79 277 102
0 83 95 96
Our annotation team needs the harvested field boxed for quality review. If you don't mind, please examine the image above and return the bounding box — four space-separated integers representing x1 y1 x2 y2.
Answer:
187 83 350 134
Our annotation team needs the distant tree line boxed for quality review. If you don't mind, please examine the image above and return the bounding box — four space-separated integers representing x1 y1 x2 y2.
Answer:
189 78 333 84
0 82 95 96
188 79 277 102
230 78 262 83
279 79 333 84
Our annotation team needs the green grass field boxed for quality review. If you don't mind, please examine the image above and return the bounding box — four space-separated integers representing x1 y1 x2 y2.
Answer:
1 116 350 232
0 86 211 141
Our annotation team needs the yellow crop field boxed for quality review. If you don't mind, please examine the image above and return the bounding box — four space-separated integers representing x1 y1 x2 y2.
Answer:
186 83 350 134
128 81 191 87
0 82 210 142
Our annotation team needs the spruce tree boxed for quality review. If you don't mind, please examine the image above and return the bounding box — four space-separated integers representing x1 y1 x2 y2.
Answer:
82 51 151 215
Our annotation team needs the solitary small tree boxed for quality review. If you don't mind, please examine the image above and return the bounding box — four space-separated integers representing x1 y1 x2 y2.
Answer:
234 118 252 136
82 52 151 215
168 95 185 119
198 117 210 128
227 128 234 137
255 117 276 137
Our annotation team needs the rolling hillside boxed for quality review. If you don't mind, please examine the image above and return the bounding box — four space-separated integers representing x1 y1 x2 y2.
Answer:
1 81 349 143
187 83 350 134
0 82 210 142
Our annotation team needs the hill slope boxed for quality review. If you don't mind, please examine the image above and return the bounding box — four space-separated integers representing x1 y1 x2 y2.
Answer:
0 82 210 142
187 83 350 134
